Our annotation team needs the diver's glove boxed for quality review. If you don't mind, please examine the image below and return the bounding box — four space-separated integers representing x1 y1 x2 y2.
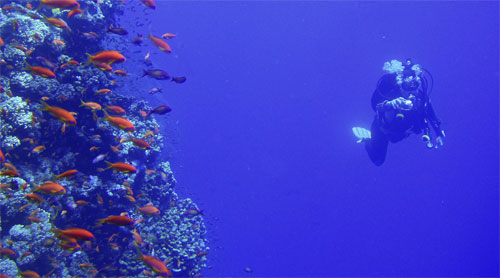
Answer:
422 130 445 149
435 130 445 148
387 97 413 111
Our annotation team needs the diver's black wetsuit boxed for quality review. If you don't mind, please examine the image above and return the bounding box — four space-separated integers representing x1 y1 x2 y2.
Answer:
366 70 443 166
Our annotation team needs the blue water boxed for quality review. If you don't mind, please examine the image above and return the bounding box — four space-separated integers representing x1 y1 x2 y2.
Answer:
139 1 498 276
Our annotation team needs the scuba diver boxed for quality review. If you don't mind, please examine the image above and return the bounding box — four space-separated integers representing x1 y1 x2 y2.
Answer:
353 59 445 166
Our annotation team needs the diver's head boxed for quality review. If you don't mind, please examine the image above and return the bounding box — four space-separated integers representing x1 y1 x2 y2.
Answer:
401 58 421 92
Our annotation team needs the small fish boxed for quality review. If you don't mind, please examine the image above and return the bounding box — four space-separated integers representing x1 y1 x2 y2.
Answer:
24 63 56 79
95 89 111 95
40 101 76 125
31 145 46 153
94 63 113 72
138 205 160 215
38 0 80 10
132 229 143 245
92 153 108 164
97 215 134 226
161 33 176 39
82 31 98 40
131 34 143 45
139 254 172 277
0 248 16 257
53 39 66 46
183 209 203 216
107 24 128 35
0 37 4 47
0 170 19 177
67 8 83 18
131 138 151 150
80 99 102 110
142 69 170 80
25 193 45 203
113 70 128 76
148 87 162 95
20 270 41 278
102 110 135 131
124 195 136 202
139 0 156 10
55 169 78 179
33 181 66 195
147 33 171 53
148 105 172 116
171 76 186 84
36 56 57 71
43 17 70 32
28 216 42 223
86 50 126 65
76 200 89 205
105 105 126 115
103 161 136 173
55 228 95 241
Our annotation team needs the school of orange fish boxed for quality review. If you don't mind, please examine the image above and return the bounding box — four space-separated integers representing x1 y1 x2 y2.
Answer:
0 1 206 277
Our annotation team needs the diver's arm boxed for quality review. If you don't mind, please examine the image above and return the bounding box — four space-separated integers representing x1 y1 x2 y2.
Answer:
424 101 445 147
424 101 443 135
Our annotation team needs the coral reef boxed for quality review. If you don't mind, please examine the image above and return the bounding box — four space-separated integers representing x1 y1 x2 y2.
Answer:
0 1 207 277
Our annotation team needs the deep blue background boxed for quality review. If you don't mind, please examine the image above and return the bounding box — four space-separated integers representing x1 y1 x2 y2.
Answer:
132 1 499 276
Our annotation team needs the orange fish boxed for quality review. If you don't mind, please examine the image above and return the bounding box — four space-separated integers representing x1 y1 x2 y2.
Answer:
3 162 17 171
55 169 78 179
138 205 160 215
67 8 83 18
0 170 19 177
102 110 135 131
95 89 111 95
40 100 76 125
67 60 79 66
131 138 151 150
58 242 81 251
139 254 171 277
94 62 113 72
25 193 45 203
132 229 143 246
53 39 65 46
38 0 80 10
44 17 70 31
20 270 41 278
104 161 136 173
26 3 33 9
97 215 134 226
110 145 120 152
161 33 176 39
139 0 156 9
76 200 89 205
148 33 171 53
0 148 4 164
105 105 126 115
80 99 102 110
56 228 95 241
28 216 42 223
0 37 4 47
34 181 66 195
124 195 136 202
24 64 56 79
113 69 128 76
86 50 126 65
31 145 46 153
0 248 16 257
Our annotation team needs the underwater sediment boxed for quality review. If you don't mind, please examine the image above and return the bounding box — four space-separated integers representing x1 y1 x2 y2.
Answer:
0 1 207 277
